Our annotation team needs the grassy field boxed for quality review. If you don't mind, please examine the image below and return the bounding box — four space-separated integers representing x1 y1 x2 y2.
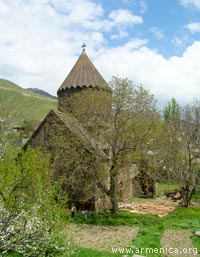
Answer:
70 205 200 257
5 206 200 257
69 181 199 257
0 78 57 121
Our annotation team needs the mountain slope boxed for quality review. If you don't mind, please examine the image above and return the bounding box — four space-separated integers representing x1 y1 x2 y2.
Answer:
26 88 57 100
0 78 57 121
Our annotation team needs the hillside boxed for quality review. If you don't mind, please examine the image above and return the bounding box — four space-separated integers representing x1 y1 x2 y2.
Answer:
0 78 57 121
26 88 57 100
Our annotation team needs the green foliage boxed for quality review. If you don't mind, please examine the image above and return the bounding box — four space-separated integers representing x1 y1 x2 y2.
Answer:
22 119 40 137
0 147 52 207
0 147 75 257
66 76 159 213
50 125 98 204
163 97 179 122
0 206 68 257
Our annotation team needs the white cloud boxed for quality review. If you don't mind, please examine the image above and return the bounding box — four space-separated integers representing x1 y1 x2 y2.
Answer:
0 1 143 92
108 9 143 39
140 0 148 13
95 41 200 105
150 27 165 39
125 38 148 49
186 22 200 33
58 0 104 28
122 0 134 4
180 0 200 9
111 30 129 40
0 0 200 107
109 9 143 25
171 33 189 48
0 1 10 15
0 0 111 94
172 37 185 47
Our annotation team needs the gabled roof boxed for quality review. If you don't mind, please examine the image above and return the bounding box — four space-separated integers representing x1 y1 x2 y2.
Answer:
54 110 107 157
23 109 108 159
57 50 110 93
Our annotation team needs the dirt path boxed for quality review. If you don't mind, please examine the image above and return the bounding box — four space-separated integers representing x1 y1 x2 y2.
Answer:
119 198 179 217
68 224 139 251
161 229 200 256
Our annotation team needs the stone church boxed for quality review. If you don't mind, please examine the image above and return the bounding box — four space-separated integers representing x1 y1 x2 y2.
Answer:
24 46 156 212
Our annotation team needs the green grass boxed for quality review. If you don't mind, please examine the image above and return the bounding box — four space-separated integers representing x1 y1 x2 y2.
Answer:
71 248 122 257
156 183 179 197
4 206 200 257
164 206 200 229
4 254 21 257
0 78 57 121
71 206 200 257
73 209 161 227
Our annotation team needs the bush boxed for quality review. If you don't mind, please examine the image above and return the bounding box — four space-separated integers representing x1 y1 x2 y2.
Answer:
0 148 76 257
0 206 68 256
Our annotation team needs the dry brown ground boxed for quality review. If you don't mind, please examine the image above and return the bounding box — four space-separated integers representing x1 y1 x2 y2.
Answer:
119 198 179 217
161 229 200 257
68 224 139 251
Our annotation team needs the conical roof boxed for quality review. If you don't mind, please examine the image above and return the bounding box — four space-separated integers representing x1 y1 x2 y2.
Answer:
57 49 110 93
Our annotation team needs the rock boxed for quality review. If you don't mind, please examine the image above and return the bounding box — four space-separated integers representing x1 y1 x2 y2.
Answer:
173 192 182 200
195 231 200 237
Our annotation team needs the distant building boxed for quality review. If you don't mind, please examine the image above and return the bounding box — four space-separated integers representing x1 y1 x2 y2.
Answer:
24 47 156 212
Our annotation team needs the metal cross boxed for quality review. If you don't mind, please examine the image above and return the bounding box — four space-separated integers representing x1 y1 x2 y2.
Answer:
81 43 87 50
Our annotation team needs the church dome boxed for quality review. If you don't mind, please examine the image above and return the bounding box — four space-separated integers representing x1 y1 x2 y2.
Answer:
57 49 110 94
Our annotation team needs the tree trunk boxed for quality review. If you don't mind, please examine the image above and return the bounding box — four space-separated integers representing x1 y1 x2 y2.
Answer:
111 196 118 214
182 186 195 207
109 164 118 214
182 189 190 207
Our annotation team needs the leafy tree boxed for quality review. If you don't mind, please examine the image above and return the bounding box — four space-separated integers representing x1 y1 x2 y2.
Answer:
0 147 75 256
22 118 40 138
0 98 21 159
50 127 98 207
163 97 179 122
61 76 158 214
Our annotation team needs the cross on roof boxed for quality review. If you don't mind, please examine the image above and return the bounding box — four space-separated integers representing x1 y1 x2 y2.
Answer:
81 43 86 51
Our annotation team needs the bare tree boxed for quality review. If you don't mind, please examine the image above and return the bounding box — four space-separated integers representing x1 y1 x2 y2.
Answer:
178 102 200 206
161 100 200 206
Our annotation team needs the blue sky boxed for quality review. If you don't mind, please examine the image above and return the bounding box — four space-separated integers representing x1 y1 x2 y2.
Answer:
0 0 200 107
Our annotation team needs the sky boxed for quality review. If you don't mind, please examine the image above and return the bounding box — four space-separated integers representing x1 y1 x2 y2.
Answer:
0 0 200 108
